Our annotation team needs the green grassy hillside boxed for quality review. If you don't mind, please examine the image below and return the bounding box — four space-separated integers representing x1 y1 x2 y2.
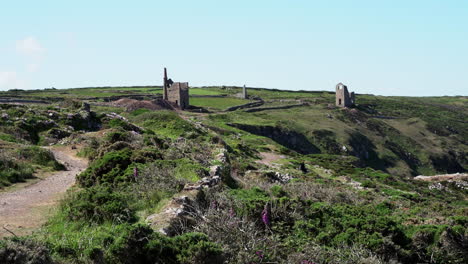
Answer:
0 86 467 264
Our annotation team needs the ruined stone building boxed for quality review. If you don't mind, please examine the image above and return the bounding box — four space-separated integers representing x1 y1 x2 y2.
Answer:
163 68 189 110
242 85 248 99
234 85 248 99
335 82 355 107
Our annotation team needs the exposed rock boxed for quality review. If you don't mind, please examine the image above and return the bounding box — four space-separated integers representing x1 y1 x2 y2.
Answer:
337 176 364 190
106 113 143 133
148 147 230 235
47 128 71 139
146 193 197 236
264 171 292 184
66 110 101 131
414 173 468 181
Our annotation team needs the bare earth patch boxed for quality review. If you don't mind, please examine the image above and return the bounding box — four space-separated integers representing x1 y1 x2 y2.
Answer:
0 146 87 238
256 152 286 167
414 173 468 182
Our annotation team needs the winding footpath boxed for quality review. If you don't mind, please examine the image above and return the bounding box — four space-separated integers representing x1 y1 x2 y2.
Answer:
0 147 87 238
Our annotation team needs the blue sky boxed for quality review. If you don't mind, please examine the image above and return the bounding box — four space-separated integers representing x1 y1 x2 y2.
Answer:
0 0 467 96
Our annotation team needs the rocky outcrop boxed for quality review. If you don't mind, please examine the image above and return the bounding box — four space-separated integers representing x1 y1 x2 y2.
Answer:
146 147 230 235
105 112 143 133
66 110 101 131
145 194 197 236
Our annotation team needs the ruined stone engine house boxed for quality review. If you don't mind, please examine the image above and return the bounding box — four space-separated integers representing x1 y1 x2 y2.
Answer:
163 68 189 110
335 82 355 107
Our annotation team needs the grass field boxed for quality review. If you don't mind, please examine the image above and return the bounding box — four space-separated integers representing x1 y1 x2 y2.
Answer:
189 97 250 110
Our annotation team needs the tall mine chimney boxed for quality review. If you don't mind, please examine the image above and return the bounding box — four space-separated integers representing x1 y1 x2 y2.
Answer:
163 67 168 100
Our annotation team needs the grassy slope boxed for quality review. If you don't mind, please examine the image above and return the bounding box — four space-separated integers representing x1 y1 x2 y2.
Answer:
1 86 467 263
3 86 464 176
197 90 467 177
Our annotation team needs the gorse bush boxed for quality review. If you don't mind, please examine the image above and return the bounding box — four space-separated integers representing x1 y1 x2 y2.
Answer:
105 130 131 143
39 221 222 264
0 150 33 187
62 185 135 224
0 146 65 187
77 148 133 187
0 237 55 264
16 146 65 170
192 185 468 263
133 110 199 138
293 202 407 250
108 118 130 129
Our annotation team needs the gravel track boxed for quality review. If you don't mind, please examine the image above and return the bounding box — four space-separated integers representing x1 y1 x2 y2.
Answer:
0 147 87 237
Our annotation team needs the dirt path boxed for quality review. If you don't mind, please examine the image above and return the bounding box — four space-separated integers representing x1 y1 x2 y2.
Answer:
0 147 87 238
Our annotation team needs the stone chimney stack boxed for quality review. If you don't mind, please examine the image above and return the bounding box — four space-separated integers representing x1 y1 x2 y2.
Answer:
242 85 248 99
163 68 168 100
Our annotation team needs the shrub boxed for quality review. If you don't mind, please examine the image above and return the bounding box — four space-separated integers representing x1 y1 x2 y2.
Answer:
172 232 223 264
0 151 34 187
105 130 130 144
131 160 192 210
106 224 159 263
77 148 133 187
62 185 135 224
16 146 65 170
41 220 222 264
0 237 55 264
0 132 17 143
230 187 270 214
131 148 163 163
134 110 198 138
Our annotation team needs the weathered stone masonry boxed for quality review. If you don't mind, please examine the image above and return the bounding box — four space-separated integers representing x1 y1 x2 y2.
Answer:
335 82 355 107
163 68 189 110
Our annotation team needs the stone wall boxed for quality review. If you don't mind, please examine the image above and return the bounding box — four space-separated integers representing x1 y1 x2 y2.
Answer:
167 82 189 110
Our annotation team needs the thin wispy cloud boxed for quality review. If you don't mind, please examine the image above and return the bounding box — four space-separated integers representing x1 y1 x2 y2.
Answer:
26 63 40 73
0 71 26 90
16 36 46 73
16 36 45 58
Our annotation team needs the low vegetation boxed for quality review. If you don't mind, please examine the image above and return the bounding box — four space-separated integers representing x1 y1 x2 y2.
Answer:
0 146 64 187
0 87 466 263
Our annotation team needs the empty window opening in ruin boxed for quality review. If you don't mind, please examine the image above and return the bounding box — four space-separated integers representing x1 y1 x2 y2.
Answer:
339 99 342 105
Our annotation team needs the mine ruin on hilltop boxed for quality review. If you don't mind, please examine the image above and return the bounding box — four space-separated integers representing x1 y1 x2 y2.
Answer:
163 68 189 110
335 82 355 107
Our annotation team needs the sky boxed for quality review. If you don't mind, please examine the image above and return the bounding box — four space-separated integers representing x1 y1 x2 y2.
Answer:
0 0 467 96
